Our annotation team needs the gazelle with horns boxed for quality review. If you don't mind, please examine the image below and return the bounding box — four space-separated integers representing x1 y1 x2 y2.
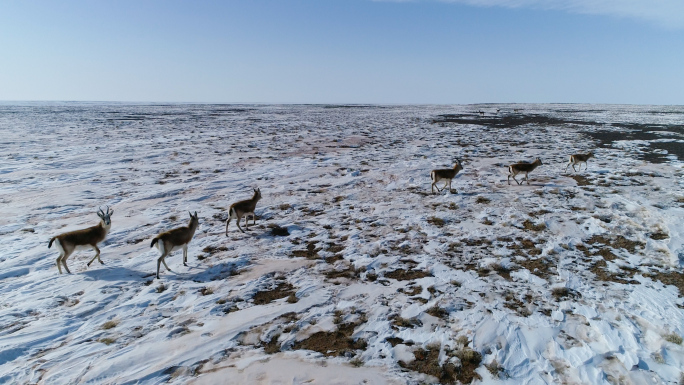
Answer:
431 159 464 194
226 188 262 234
48 206 114 274
151 211 199 279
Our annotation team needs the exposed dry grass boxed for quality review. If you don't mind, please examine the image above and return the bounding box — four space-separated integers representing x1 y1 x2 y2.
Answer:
522 219 546 232
98 337 116 345
291 242 321 259
101 320 118 330
385 268 431 281
427 216 446 227
253 282 296 305
292 322 367 357
664 333 683 345
399 345 482 385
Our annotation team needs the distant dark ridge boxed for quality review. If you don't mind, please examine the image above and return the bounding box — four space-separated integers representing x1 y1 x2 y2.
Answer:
431 113 602 129
321 104 378 109
432 113 684 163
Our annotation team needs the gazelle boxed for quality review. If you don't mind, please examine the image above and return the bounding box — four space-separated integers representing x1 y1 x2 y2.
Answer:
565 152 593 173
431 159 463 194
226 188 262 234
48 206 113 274
508 158 543 185
151 212 199 279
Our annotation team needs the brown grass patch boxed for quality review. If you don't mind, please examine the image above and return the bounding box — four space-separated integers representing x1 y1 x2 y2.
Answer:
650 232 669 240
522 219 546 232
664 333 683 345
517 257 553 279
202 245 228 255
491 264 513 281
646 270 684 297
476 196 491 204
508 238 542 257
253 282 296 305
385 337 406 347
570 175 592 186
426 306 449 319
199 287 214 296
402 285 422 296
263 334 282 354
503 292 531 317
325 264 362 281
291 242 321 259
98 338 116 345
101 320 118 330
528 210 552 218
399 346 482 385
585 235 644 253
428 216 446 227
551 287 580 301
292 322 367 357
385 269 431 281
590 259 640 284
391 316 423 329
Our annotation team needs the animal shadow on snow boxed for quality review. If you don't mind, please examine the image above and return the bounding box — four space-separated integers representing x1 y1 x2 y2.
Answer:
80 266 150 282
162 260 249 283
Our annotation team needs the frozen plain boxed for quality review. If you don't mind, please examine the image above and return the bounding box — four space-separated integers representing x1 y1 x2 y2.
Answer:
0 103 683 384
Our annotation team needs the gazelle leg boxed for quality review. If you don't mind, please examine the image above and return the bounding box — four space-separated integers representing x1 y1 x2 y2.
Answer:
87 245 101 267
61 252 73 274
525 172 530 185
183 245 188 266
156 251 170 279
56 253 64 274
226 214 233 237
162 255 172 272
236 214 245 233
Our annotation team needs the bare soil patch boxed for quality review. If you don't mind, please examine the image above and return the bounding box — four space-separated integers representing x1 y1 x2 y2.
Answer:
385 269 431 281
585 235 645 253
292 322 367 357
399 346 482 385
570 175 592 186
646 270 684 297
253 282 296 305
291 242 321 259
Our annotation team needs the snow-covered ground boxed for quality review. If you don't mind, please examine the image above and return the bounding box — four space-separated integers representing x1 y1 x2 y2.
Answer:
1 103 683 384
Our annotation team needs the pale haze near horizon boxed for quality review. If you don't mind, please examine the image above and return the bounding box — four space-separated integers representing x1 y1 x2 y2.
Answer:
1 0 683 105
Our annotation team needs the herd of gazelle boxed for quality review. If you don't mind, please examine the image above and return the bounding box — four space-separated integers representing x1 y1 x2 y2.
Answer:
48 154 593 277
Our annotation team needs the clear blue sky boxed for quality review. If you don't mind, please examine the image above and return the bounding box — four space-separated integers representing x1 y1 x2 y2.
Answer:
1 0 683 104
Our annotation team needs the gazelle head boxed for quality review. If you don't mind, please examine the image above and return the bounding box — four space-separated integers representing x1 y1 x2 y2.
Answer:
188 211 199 225
253 188 262 201
97 206 114 226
